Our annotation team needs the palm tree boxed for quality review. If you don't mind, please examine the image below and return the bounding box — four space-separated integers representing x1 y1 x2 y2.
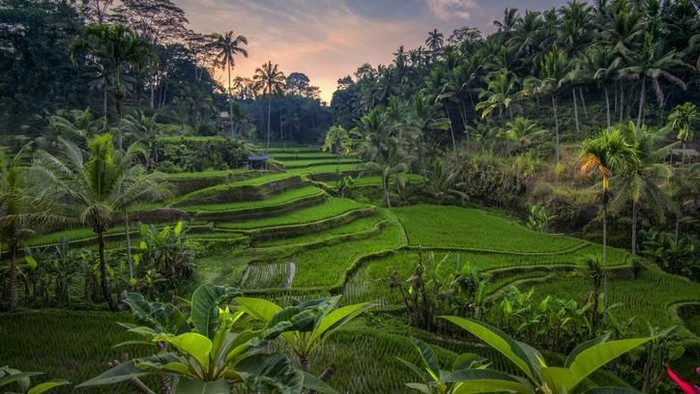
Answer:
70 23 155 150
613 122 673 255
33 135 168 311
580 128 639 322
525 50 567 162
493 8 521 36
425 29 444 55
0 146 44 311
410 93 450 164
619 33 691 129
475 69 520 121
253 61 286 153
502 117 548 155
211 31 248 138
666 102 698 161
567 46 621 128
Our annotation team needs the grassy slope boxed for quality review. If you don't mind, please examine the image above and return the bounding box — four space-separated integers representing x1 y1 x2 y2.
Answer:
217 198 371 230
394 204 586 253
184 186 325 213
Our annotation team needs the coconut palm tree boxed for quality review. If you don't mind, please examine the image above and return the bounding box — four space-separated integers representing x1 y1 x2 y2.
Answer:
613 122 673 255
253 61 286 153
580 128 639 322
525 49 568 162
666 102 698 161
475 69 520 122
0 145 45 311
425 29 444 55
33 135 168 311
211 31 248 138
70 23 155 150
619 33 691 129
502 117 548 155
566 46 621 128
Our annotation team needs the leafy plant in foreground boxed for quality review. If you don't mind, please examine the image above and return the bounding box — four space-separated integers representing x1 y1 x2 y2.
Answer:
78 284 336 393
441 316 670 393
398 337 489 394
0 366 69 394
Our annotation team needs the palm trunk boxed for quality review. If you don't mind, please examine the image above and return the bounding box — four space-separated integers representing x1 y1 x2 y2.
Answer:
674 210 680 242
383 172 391 208
602 198 608 325
96 227 117 311
572 88 580 135
619 81 624 123
124 211 134 281
579 87 588 119
636 76 646 130
631 199 638 255
228 64 234 138
9 240 18 311
103 88 108 120
448 119 456 152
604 85 611 129
266 96 272 153
553 96 560 163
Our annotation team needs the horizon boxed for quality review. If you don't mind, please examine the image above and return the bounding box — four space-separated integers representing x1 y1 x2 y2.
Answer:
177 0 576 103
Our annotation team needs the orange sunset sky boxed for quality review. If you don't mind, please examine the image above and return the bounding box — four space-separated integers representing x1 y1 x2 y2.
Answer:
176 0 574 103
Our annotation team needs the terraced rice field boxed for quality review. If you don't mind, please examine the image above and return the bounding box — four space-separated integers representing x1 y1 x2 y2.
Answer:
5 145 699 393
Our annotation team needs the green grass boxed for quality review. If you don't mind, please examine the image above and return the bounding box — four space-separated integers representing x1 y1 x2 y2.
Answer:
350 174 425 187
184 186 325 213
342 245 631 305
255 212 387 248
0 310 150 393
282 159 361 168
525 265 700 335
216 198 372 231
394 205 586 253
281 212 406 288
159 168 252 180
273 152 335 160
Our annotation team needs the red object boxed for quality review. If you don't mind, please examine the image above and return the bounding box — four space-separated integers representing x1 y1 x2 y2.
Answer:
665 365 700 394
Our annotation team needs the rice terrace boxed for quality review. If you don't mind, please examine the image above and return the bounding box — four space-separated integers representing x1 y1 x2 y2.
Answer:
0 0 699 393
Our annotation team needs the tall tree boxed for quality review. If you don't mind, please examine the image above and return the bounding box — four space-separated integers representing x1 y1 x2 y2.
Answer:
70 23 155 149
0 145 45 311
211 31 248 138
33 135 167 311
110 0 189 108
253 61 286 152
580 128 639 322
619 33 690 129
425 28 444 54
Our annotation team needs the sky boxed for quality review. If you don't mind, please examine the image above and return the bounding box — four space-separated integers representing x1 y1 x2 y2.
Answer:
176 0 574 103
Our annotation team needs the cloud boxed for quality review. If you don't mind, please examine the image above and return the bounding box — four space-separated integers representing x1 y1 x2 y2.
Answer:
425 0 479 21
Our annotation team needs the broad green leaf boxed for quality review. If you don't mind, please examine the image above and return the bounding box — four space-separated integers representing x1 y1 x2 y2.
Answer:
405 382 432 393
121 291 188 335
584 387 642 394
174 220 183 236
161 362 192 376
441 316 539 382
25 255 38 270
396 357 431 383
235 297 283 322
0 371 42 390
175 378 230 394
452 353 488 371
159 333 212 372
302 371 339 394
190 284 238 339
76 360 148 387
410 338 440 378
565 334 610 367
451 379 532 394
308 302 373 344
236 353 303 393
559 336 657 392
27 379 70 394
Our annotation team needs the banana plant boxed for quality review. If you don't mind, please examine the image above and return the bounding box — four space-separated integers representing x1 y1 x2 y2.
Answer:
0 367 69 394
398 337 489 394
441 316 670 393
78 284 336 393
235 295 374 372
